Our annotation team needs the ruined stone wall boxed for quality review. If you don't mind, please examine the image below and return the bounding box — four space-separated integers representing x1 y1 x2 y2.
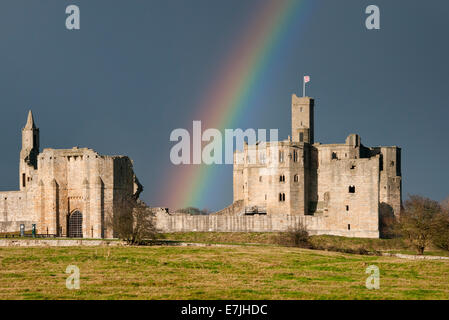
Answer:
233 151 245 202
156 212 319 233
112 156 141 238
155 212 378 238
0 191 35 232
315 145 380 238
34 148 138 238
1 112 140 238
378 146 402 217
35 148 112 237
213 200 244 216
0 147 138 238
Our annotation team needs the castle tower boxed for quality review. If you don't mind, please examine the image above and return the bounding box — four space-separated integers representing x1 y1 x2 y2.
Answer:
20 110 40 191
291 95 314 144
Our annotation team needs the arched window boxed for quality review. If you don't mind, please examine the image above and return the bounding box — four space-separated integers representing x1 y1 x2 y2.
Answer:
294 174 299 182
279 175 285 182
279 193 286 202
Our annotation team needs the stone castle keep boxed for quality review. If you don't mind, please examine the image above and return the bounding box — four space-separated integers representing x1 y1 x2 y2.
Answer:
1 94 402 239
0 111 142 238
156 95 402 238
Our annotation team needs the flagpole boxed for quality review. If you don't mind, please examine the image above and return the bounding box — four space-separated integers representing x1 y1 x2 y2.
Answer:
303 76 306 97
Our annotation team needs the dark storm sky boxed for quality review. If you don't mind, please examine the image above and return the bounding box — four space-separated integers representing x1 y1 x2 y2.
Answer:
0 0 448 211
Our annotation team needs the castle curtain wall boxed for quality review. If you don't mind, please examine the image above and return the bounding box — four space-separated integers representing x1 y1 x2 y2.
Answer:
154 212 379 238
0 191 34 233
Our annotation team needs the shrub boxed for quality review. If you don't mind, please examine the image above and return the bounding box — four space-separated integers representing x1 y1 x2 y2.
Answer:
277 223 310 248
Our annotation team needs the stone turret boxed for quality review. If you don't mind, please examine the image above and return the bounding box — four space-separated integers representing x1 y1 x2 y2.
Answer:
20 110 40 190
291 95 314 144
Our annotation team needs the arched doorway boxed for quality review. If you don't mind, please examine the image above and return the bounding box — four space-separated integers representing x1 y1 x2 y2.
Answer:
68 211 83 238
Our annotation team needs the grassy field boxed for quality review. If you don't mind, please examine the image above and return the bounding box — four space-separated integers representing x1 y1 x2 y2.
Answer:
161 232 449 256
1 243 449 299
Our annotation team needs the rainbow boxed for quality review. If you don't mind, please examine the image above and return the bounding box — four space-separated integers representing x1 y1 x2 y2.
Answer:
160 0 312 210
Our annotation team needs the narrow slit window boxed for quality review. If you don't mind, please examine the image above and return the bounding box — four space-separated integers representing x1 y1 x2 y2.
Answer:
279 151 284 163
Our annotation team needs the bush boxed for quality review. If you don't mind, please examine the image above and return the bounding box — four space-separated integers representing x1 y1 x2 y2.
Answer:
277 223 310 248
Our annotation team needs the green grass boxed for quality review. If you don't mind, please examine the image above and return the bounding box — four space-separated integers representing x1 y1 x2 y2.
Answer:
161 232 449 256
1 244 449 299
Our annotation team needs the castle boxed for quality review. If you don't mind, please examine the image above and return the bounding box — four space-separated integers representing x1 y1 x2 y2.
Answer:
156 95 402 238
1 94 402 239
0 111 142 238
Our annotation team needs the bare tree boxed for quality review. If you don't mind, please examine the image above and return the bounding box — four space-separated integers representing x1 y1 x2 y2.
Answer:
398 195 441 255
432 197 449 252
109 197 159 245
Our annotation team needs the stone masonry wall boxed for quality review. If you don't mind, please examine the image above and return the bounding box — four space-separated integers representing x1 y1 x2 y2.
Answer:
155 212 378 238
0 191 35 232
